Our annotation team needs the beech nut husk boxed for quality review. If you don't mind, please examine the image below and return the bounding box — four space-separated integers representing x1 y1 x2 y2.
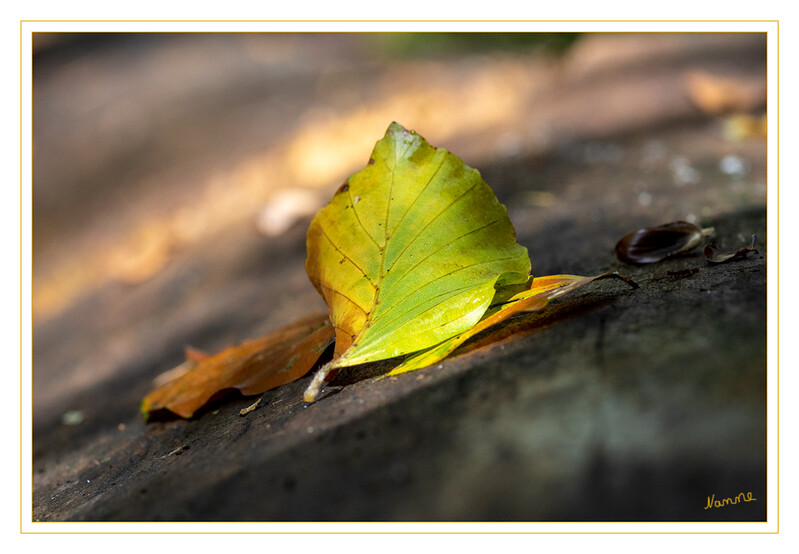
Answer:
615 221 715 264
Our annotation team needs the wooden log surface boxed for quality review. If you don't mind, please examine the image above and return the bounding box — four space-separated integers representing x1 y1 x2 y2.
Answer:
31 32 768 522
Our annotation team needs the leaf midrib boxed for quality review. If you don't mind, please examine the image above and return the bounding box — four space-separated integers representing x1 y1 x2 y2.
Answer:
348 132 417 351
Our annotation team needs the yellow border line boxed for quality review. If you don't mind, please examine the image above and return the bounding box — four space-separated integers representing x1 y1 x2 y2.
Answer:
21 21 778 534
20 19 24 538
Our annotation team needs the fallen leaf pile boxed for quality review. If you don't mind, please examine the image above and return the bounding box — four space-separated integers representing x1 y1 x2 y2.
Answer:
143 122 635 419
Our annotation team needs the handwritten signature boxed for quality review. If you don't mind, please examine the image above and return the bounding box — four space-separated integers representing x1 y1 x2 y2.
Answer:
704 491 757 510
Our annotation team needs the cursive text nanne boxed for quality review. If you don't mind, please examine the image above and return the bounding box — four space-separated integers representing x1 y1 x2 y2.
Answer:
704 491 757 510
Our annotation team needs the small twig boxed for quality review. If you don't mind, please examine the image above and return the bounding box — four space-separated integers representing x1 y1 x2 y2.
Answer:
595 271 639 289
160 445 189 458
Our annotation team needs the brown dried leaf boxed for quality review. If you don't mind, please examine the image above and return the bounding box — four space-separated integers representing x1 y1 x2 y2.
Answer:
704 235 759 264
141 313 334 419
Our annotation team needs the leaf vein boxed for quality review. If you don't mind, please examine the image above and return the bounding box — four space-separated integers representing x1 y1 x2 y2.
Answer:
365 283 480 340
381 218 502 299
368 254 520 337
347 190 382 249
319 227 378 287
389 154 446 236
318 282 370 316
386 180 483 276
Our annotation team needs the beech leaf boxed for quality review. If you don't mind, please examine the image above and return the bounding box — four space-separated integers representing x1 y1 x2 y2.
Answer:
141 313 334 418
303 122 531 400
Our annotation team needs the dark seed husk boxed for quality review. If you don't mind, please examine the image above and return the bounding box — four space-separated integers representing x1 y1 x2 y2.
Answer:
615 221 714 264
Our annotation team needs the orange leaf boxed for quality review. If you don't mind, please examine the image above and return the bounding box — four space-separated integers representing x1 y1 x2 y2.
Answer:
141 313 334 419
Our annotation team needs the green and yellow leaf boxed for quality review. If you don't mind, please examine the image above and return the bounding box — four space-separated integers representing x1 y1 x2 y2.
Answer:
304 122 531 400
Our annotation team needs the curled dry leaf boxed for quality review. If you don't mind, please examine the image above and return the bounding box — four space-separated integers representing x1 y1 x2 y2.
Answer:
615 221 715 264
141 313 334 419
704 235 758 264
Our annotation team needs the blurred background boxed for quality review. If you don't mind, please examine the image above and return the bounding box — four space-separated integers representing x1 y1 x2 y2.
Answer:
32 32 768 522
32 32 765 324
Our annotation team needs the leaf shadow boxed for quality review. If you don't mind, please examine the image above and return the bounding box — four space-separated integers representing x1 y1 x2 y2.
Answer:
455 288 626 357
328 357 405 387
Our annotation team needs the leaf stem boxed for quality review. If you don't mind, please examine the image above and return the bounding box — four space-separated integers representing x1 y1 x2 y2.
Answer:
304 361 334 402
